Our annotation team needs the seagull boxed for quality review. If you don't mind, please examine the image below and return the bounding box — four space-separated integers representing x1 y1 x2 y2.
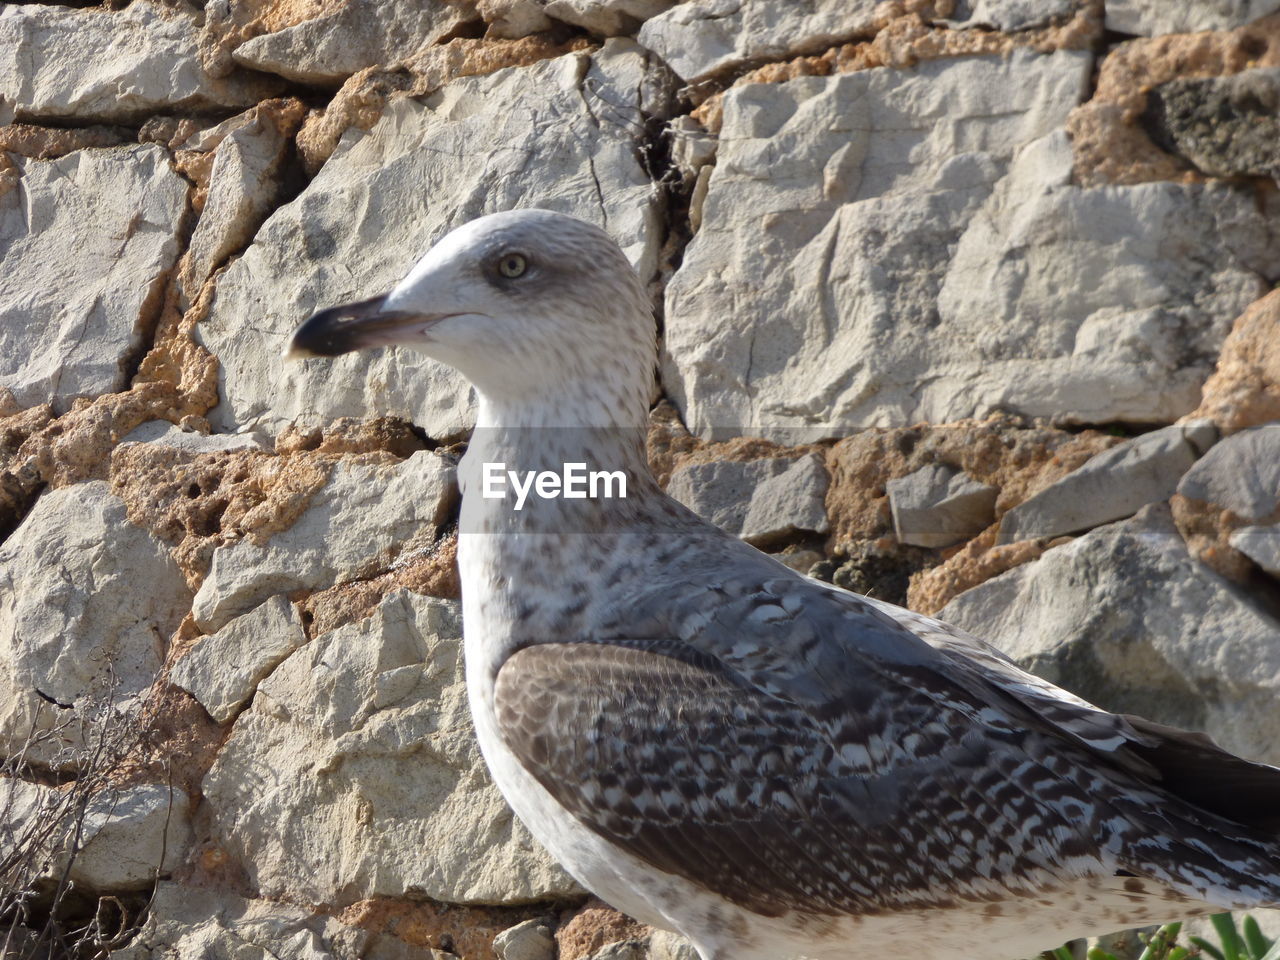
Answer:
287 209 1280 960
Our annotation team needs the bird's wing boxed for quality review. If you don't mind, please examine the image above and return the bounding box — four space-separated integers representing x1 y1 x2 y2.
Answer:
494 635 1115 918
495 574 1280 915
859 594 1280 834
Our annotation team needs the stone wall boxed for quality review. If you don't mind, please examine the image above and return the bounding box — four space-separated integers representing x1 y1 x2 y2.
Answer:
2 1 1279 958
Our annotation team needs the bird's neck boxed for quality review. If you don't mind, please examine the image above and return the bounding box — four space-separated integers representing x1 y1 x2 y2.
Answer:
457 390 658 536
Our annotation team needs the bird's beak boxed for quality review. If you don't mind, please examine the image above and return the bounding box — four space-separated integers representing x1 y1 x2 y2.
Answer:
285 295 456 360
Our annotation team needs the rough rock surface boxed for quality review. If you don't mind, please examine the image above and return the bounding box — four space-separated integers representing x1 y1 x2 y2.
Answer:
1193 290 1280 434
178 99 308 304
663 51 1276 437
202 590 580 906
950 0 1079 30
1177 425 1280 522
201 41 666 439
70 784 194 891
192 450 456 632
1067 16 1280 187
1106 0 1280 36
666 453 829 542
293 33 595 177
1173 424 1280 578
171 594 307 723
996 420 1217 545
0 482 192 765
231 0 481 86
1 145 188 412
0 2 283 123
888 463 997 549
117 420 272 455
637 0 885 82
0 779 188 893
942 505 1280 764
543 0 675 36
1142 68 1280 177
1231 525 1280 577
111 881 373 960
494 917 556 960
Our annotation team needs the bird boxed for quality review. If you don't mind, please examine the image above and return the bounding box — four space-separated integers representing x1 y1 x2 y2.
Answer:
287 209 1280 960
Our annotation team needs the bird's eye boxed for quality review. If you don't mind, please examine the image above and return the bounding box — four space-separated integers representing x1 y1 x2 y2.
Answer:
498 253 527 278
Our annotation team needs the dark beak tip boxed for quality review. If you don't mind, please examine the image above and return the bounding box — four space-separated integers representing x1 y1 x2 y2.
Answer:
284 294 391 361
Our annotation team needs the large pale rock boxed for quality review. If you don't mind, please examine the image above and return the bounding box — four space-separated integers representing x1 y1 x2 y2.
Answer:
543 0 675 35
118 420 272 454
201 41 666 439
740 453 830 542
231 0 479 86
0 2 281 123
663 51 1275 437
180 100 306 303
647 932 699 960
888 463 997 549
1 780 192 892
950 0 1079 30
171 595 307 723
941 505 1280 764
637 0 881 83
201 591 580 906
1106 0 1280 36
111 881 371 960
1231 525 1280 576
71 784 193 891
936 142 1271 426
0 146 188 412
0 777 63 882
192 451 456 632
1177 424 1280 522
667 454 829 542
494 918 556 960
0 482 192 766
996 420 1218 545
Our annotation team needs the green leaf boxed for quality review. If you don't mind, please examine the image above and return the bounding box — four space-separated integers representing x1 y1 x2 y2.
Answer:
1052 947 1077 960
1211 913 1244 960
1258 939 1280 960
1242 915 1272 960
1088 949 1122 960
1192 935 1227 960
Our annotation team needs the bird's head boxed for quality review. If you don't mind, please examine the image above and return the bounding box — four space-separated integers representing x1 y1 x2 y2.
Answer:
286 209 656 418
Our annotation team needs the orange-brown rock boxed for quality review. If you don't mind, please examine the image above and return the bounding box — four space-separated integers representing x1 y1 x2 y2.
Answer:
109 441 336 589
339 896 552 960
907 529 1066 614
276 415 427 458
300 533 461 637
1068 15 1280 186
0 123 130 160
824 417 1115 549
0 270 220 539
557 898 651 960
645 400 820 488
1192 289 1280 434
